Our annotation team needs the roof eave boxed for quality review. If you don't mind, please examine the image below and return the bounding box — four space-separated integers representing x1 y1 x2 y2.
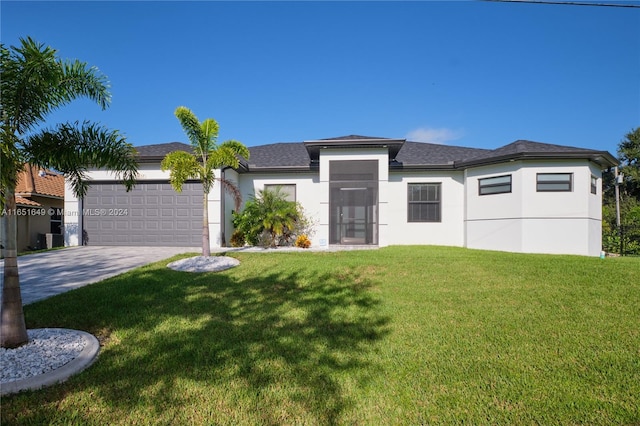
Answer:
242 166 315 174
390 163 457 171
457 151 618 169
303 138 406 161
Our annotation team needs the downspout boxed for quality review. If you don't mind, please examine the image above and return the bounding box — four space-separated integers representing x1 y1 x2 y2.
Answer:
220 168 226 247
463 168 468 248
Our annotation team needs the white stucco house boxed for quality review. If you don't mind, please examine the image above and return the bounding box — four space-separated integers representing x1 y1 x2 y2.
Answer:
64 135 617 256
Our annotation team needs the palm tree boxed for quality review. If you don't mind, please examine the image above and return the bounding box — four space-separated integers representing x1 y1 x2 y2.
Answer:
1 37 138 348
161 106 249 256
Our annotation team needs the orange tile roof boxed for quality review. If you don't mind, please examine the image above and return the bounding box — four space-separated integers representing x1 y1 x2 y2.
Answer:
15 164 64 199
15 195 42 207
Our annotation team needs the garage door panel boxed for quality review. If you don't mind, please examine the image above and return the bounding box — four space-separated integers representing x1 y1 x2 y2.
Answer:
83 182 202 246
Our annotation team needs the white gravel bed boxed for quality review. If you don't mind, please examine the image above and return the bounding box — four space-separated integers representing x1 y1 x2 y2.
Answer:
167 255 240 272
0 328 86 384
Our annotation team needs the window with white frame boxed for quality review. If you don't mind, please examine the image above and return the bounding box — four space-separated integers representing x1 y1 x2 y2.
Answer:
536 173 572 192
479 174 512 195
408 183 441 222
264 184 296 202
591 176 597 194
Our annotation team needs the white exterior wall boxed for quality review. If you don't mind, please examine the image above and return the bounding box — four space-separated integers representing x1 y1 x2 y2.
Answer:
236 172 321 245
465 159 604 256
318 148 389 246
64 164 226 250
64 151 606 256
386 170 465 247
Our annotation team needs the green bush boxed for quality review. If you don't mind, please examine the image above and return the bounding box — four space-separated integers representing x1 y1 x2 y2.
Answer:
232 187 313 248
230 230 245 247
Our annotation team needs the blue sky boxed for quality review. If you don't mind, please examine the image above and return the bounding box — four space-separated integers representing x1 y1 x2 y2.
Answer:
2 1 639 156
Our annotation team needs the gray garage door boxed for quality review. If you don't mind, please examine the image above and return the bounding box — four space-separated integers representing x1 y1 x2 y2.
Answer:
83 182 202 246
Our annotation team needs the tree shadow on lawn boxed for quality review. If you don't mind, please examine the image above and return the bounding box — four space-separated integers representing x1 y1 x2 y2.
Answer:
15 259 391 425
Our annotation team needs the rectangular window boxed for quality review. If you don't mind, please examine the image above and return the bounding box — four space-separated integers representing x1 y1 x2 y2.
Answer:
408 183 441 222
479 174 512 195
50 211 63 234
536 173 572 192
591 176 597 194
264 184 296 202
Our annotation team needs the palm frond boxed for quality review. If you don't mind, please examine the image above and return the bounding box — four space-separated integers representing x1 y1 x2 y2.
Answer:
0 139 24 209
24 121 138 198
216 177 243 211
200 118 220 152
58 60 111 110
1 37 111 136
174 106 204 151
220 139 250 160
161 150 201 193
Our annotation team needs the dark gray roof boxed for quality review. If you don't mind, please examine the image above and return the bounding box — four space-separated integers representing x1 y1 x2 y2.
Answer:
135 142 193 161
134 137 617 171
319 134 391 141
248 143 310 169
458 139 617 168
396 141 490 167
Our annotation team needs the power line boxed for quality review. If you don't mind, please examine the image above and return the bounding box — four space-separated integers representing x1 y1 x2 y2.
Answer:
481 0 640 8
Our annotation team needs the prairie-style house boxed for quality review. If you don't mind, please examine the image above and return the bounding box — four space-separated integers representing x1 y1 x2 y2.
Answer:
63 135 617 256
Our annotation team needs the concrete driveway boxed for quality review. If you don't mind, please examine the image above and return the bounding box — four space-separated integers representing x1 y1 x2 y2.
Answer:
0 246 198 305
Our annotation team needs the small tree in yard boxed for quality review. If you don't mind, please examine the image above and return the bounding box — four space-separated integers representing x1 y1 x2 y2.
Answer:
1 38 138 348
161 106 249 256
232 187 312 248
603 127 640 255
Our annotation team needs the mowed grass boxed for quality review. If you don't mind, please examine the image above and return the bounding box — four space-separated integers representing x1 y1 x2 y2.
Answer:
2 246 639 425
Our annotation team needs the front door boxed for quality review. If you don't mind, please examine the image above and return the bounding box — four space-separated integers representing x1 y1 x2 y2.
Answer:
332 188 369 244
329 160 378 245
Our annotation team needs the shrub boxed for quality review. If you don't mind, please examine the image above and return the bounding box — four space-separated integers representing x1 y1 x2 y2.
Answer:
295 235 311 249
230 230 245 247
232 187 314 248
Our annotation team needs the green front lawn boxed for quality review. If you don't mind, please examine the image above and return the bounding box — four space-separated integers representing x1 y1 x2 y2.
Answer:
2 246 639 425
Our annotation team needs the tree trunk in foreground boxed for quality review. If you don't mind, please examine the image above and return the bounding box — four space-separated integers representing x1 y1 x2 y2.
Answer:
1 188 29 348
202 190 211 257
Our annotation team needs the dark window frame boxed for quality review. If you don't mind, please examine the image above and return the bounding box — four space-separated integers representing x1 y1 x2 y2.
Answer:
536 173 573 192
478 174 512 196
407 183 441 223
50 211 63 234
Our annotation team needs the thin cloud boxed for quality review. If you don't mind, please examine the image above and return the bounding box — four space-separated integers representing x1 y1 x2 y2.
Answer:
406 127 464 144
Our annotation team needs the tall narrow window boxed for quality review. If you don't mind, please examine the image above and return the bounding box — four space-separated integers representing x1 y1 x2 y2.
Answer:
591 176 597 194
50 211 63 234
408 183 441 222
479 175 512 195
536 173 572 192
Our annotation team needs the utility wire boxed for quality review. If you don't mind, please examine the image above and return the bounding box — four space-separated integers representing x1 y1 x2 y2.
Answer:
481 0 640 8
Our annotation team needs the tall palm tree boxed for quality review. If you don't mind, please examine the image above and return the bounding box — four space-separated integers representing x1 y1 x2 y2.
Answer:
1 37 138 348
161 106 249 256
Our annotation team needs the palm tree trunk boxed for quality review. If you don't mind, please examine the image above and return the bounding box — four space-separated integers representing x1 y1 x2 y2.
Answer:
202 190 211 257
1 187 29 348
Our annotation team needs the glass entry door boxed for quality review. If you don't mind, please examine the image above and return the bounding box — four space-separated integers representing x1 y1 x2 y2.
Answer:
329 160 378 245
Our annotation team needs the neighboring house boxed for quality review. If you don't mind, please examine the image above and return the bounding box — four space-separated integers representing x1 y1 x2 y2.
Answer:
2 165 65 253
64 135 617 256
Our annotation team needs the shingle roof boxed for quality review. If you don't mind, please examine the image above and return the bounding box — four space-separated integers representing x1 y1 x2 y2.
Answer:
319 135 390 141
395 142 490 166
15 165 64 198
458 139 617 168
135 142 193 160
134 137 617 172
248 143 310 168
